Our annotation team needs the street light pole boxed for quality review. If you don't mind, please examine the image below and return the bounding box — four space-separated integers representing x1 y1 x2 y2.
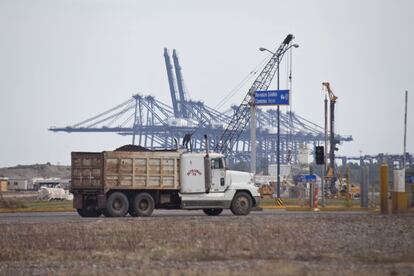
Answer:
277 56 281 198
259 43 299 199
403 90 408 169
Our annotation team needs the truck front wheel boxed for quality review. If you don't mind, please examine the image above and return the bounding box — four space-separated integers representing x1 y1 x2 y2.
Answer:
106 192 129 217
230 192 252 216
203 208 223 216
132 192 155 217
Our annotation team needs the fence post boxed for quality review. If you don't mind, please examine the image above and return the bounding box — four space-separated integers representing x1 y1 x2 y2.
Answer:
380 164 389 214
362 166 369 208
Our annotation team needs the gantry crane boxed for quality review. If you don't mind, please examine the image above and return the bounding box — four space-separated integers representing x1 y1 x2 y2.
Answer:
49 45 354 168
322 82 339 193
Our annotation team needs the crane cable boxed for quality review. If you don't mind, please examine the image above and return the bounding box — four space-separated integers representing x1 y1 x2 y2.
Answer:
188 55 271 138
214 55 270 111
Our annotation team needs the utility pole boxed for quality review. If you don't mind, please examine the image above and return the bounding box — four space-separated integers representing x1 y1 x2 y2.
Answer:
403 90 410 207
276 56 281 198
346 165 351 207
329 93 336 193
403 90 408 168
324 95 328 198
361 165 369 208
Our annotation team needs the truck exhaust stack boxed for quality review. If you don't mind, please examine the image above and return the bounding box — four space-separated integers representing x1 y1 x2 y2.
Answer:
204 135 211 193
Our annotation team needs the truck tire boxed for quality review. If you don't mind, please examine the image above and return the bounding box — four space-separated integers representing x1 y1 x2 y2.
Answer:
230 192 252 216
106 192 129 217
76 207 102 217
132 192 154 217
203 208 223 216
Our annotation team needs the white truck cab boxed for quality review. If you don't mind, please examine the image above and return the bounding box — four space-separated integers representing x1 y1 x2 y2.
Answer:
179 152 260 215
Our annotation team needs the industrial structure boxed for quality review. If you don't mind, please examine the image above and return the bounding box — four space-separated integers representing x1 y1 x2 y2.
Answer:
49 41 353 168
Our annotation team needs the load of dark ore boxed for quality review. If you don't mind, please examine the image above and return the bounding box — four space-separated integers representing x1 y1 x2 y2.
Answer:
114 144 177 152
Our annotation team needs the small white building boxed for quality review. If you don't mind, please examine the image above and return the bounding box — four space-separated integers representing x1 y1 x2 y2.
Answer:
7 179 30 191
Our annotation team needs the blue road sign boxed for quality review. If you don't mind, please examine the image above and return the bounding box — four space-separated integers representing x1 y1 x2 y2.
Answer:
407 176 414 184
255 90 290 106
297 174 317 183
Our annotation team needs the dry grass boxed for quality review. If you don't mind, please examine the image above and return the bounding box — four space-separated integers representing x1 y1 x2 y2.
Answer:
0 198 73 213
0 198 27 209
0 214 413 275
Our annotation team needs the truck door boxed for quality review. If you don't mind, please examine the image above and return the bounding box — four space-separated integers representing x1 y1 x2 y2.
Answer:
211 158 226 192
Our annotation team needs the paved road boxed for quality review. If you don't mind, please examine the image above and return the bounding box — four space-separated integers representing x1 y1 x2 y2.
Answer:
0 209 371 224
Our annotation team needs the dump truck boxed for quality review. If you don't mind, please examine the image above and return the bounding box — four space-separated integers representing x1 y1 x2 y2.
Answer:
71 145 260 217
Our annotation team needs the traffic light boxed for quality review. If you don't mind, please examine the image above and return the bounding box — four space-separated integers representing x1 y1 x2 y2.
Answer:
334 139 340 151
315 146 325 165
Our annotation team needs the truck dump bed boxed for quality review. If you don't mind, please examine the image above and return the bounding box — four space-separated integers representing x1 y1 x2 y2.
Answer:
71 150 181 192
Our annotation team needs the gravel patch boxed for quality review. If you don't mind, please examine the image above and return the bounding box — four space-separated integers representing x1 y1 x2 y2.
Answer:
0 213 413 275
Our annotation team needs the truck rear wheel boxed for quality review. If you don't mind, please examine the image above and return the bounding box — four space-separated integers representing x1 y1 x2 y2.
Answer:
106 192 129 217
132 192 154 217
230 192 252 216
203 208 223 216
76 207 102 217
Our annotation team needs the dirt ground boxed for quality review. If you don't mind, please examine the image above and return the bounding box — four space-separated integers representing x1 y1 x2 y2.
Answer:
0 212 413 275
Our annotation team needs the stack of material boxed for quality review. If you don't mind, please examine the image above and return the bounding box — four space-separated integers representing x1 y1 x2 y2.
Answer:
38 187 72 200
258 184 274 198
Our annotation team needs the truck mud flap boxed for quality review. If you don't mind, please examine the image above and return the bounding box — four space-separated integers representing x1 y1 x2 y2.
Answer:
97 194 106 209
73 194 83 209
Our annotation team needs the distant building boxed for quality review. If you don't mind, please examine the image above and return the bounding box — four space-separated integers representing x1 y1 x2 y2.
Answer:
7 179 31 191
32 178 70 190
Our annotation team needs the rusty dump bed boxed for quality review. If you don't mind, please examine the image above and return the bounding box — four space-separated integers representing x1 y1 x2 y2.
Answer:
71 150 181 192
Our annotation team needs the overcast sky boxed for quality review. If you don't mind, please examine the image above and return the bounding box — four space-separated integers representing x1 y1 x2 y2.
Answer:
0 0 412 167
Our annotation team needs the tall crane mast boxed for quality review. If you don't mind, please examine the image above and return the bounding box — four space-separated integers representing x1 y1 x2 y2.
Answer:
322 81 338 193
164 48 180 117
214 34 296 156
172 49 189 118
